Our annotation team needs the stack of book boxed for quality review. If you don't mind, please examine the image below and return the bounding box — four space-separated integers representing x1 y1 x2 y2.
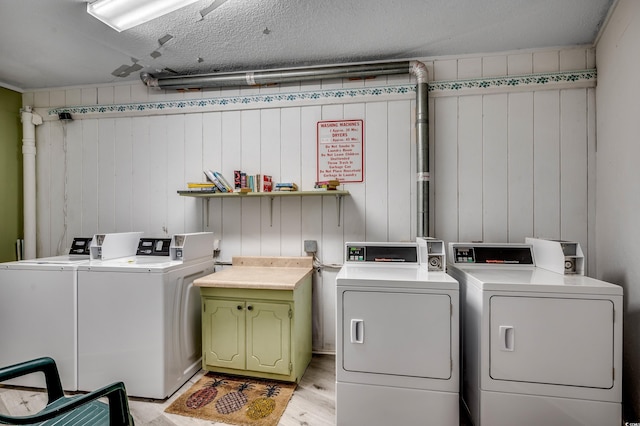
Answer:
313 179 341 190
233 170 273 192
187 182 216 191
204 170 234 192
274 182 298 191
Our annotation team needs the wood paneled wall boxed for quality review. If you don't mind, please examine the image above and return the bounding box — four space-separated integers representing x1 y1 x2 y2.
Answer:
24 46 595 352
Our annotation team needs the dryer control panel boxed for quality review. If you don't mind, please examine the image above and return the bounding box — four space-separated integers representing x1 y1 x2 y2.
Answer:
449 243 534 265
137 238 171 256
345 243 419 264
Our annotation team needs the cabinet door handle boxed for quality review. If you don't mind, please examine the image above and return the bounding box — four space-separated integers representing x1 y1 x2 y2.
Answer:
237 305 243 310
247 305 254 311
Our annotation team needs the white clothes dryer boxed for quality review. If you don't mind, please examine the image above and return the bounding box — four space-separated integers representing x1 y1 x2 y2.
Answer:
447 243 623 426
77 232 215 399
0 237 93 390
336 241 460 426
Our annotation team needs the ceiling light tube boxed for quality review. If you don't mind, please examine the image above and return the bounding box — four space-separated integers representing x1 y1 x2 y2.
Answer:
87 0 200 32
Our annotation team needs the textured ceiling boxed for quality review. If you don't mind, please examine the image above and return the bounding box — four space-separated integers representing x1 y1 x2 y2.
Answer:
0 0 614 91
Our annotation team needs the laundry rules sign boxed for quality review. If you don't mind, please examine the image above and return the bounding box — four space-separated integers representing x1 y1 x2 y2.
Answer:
316 119 363 183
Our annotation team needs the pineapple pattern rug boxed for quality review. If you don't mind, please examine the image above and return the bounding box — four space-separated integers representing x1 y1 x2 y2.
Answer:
165 373 297 426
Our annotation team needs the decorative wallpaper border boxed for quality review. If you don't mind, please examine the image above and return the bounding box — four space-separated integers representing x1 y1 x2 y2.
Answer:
429 69 596 92
47 69 596 118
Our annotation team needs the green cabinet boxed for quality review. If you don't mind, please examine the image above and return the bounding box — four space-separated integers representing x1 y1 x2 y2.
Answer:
199 273 312 383
203 298 292 375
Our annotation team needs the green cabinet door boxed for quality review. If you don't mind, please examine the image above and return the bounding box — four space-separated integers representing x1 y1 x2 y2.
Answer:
203 298 246 370
246 302 291 376
200 278 311 382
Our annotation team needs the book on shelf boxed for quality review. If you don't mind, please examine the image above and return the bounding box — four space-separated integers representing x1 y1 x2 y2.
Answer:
313 179 341 190
203 170 234 192
234 170 242 190
262 175 273 192
232 170 273 192
187 182 217 190
274 182 298 191
204 170 227 192
213 171 234 192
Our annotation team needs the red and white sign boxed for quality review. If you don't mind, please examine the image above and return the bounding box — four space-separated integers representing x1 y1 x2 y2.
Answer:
317 119 364 183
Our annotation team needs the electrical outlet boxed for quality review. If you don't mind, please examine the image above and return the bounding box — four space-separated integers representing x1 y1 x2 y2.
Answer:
304 240 317 253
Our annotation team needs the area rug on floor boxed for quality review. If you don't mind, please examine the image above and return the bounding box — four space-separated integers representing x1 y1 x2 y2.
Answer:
165 372 297 426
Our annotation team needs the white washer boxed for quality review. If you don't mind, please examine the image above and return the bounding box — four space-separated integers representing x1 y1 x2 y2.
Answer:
447 243 623 426
77 232 215 399
336 242 460 426
0 237 93 390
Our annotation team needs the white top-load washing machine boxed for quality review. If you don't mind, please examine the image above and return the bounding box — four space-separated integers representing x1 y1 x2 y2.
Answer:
0 232 142 390
336 239 460 426
77 232 215 399
447 242 623 426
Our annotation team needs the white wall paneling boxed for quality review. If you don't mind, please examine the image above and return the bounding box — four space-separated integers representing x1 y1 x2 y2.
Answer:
66 120 83 247
27 47 596 352
114 118 133 233
279 107 302 256
482 94 508 243
387 100 413 242
184 114 204 233
97 118 116 233
364 102 389 242
147 116 169 235
80 119 99 237
458 95 483 242
166 115 186 236
559 89 589 251
533 90 561 239
507 92 535 242
131 116 151 234
434 96 459 244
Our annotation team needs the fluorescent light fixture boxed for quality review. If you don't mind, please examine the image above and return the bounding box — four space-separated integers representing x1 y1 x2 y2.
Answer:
87 0 200 32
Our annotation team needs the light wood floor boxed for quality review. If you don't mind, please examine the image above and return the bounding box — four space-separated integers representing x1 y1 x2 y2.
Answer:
0 354 472 425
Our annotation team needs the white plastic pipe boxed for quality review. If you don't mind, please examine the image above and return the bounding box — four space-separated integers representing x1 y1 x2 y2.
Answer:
20 106 42 260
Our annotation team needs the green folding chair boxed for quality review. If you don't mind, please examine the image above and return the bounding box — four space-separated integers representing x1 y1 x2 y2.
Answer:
0 357 134 425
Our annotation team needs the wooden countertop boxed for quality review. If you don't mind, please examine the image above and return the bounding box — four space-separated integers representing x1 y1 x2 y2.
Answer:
194 256 314 290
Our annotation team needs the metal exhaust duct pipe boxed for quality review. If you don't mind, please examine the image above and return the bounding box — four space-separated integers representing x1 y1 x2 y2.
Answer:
140 62 412 90
141 60 430 237
410 61 429 238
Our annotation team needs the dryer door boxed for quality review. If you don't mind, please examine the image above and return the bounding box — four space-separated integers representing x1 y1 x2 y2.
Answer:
342 290 452 379
489 296 614 388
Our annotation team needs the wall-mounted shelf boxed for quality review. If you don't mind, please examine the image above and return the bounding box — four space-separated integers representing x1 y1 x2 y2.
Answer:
178 190 350 227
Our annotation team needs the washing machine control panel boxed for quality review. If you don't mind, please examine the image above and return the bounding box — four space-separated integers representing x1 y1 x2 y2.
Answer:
137 238 171 256
69 237 92 255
